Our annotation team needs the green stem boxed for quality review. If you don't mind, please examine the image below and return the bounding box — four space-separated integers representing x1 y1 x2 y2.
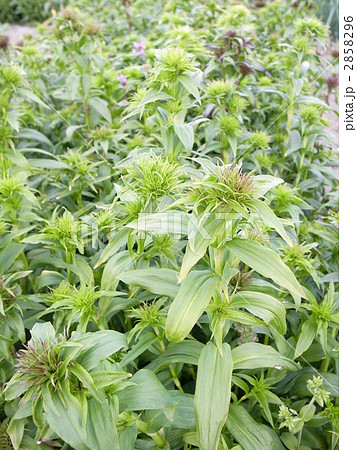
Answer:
137 420 167 447
296 427 303 450
214 247 224 276
320 328 338 372
155 327 184 393
65 251 73 283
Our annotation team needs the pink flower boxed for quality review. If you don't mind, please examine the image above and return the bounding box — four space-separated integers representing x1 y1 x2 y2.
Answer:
132 41 146 57
117 73 127 88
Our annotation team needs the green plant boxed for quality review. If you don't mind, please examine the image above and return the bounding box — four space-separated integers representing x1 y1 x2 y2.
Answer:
0 0 338 448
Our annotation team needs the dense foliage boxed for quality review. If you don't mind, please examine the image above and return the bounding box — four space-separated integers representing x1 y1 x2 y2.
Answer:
0 1 66 24
0 0 338 449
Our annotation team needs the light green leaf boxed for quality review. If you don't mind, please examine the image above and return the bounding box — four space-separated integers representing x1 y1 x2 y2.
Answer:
119 268 179 297
17 128 53 146
287 130 302 155
121 332 157 366
232 343 299 371
89 97 111 123
127 211 188 235
231 291 287 335
74 330 127 370
294 321 317 358
94 228 129 268
180 214 224 281
194 342 233 450
166 270 218 342
174 124 194 152
250 199 292 246
7 418 26 450
226 238 306 299
139 88 175 106
252 175 284 197
146 340 204 372
101 251 133 291
178 74 201 102
117 369 177 411
85 398 119 450
226 404 274 450
17 88 50 109
71 364 103 403
43 386 89 450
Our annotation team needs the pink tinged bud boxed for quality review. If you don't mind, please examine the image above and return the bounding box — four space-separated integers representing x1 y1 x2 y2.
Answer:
117 73 127 87
132 41 146 56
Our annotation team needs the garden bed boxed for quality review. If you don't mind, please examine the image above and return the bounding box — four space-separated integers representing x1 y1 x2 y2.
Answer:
0 1 338 449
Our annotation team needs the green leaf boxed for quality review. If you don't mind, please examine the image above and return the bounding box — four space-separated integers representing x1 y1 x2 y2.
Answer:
94 228 129 268
0 241 25 273
249 199 292 246
178 74 201 102
119 268 179 297
118 424 137 450
232 343 299 371
71 364 103 403
168 391 196 429
174 124 194 152
252 175 284 197
295 321 317 358
101 251 133 291
43 386 89 450
147 340 204 372
74 330 127 370
73 256 94 286
226 405 274 450
225 309 265 327
139 88 175 106
180 214 224 281
28 158 70 169
194 342 233 450
280 433 298 450
89 97 112 122
231 291 287 335
287 130 302 155
30 322 56 341
85 398 119 450
17 128 53 146
300 403 316 422
17 88 51 109
121 332 157 367
7 418 26 450
296 95 329 107
226 238 306 299
117 369 177 411
127 211 188 235
166 270 218 342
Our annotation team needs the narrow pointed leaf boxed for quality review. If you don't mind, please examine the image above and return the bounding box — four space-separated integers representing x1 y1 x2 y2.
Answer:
231 291 287 335
194 342 233 450
295 321 317 358
166 271 218 342
226 238 306 299
250 199 292 246
119 268 179 297
232 343 299 371
226 404 274 450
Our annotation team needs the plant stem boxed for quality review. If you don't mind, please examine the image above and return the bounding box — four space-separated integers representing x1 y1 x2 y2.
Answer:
155 327 184 393
320 327 338 372
137 420 167 447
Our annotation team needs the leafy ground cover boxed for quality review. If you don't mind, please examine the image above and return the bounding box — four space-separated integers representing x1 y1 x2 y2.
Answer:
0 1 338 449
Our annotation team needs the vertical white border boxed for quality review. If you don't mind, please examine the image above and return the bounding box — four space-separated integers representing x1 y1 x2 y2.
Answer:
340 0 357 447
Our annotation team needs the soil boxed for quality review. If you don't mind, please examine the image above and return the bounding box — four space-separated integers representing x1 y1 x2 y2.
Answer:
0 24 38 45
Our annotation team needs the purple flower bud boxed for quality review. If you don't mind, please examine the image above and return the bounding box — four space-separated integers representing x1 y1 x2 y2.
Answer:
117 73 127 88
132 40 146 57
